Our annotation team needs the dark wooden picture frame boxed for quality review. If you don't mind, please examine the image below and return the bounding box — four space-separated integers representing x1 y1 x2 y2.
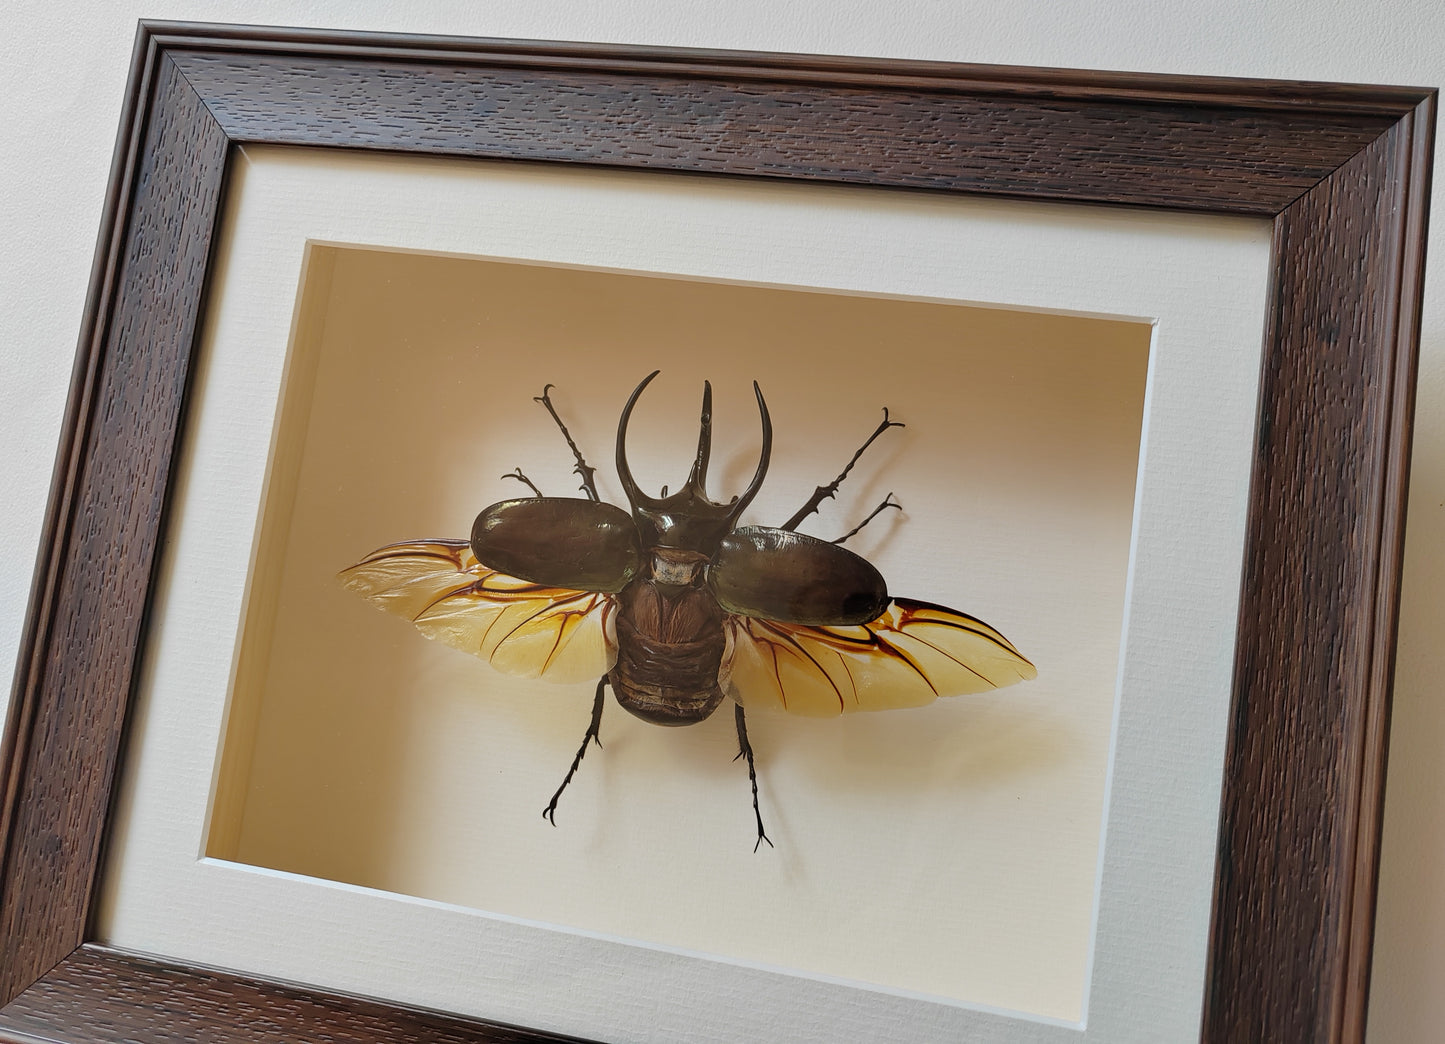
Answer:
0 20 1433 1044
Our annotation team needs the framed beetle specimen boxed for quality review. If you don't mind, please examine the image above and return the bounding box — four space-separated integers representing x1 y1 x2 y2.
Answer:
191 229 1153 1023
341 369 1037 851
0 150 1300 1036
0 20 1431 1044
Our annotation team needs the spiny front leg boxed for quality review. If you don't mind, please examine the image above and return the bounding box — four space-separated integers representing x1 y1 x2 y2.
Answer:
543 675 608 826
500 466 543 497
733 703 774 851
781 408 904 533
534 383 601 501
832 492 902 546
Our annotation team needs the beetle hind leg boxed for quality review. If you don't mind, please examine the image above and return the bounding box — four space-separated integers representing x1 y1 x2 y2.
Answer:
733 704 774 851
543 675 608 826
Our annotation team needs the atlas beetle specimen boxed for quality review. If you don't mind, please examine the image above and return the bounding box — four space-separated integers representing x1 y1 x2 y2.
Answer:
342 372 1035 849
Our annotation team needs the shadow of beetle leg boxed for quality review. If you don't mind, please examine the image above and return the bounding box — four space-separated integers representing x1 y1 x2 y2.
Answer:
543 675 608 826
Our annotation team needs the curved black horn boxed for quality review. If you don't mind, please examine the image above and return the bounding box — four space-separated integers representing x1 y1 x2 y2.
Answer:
615 370 662 510
684 381 714 495
728 381 772 519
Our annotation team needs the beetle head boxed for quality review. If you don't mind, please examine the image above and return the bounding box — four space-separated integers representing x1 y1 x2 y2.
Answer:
616 371 772 553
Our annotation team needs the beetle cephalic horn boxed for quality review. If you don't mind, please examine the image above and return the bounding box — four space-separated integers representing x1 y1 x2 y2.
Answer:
686 381 714 496
615 371 772 520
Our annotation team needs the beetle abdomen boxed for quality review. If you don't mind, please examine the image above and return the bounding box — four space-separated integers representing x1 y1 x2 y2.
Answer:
709 526 888 625
471 497 640 593
610 579 726 725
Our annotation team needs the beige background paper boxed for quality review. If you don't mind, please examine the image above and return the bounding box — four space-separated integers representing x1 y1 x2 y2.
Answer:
213 247 1150 1019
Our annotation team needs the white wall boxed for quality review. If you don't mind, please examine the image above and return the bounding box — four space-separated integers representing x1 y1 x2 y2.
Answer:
1 3 1439 1040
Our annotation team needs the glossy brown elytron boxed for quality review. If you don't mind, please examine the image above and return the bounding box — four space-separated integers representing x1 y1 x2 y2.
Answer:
342 372 1036 848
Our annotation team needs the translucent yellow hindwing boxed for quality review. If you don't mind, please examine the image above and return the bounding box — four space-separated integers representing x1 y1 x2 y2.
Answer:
340 539 615 685
724 597 1036 716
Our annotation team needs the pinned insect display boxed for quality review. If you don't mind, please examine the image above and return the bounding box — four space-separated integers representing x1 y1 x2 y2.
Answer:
341 372 1036 849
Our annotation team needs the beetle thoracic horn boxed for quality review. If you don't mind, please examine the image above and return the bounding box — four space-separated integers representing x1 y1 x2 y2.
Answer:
615 371 772 517
616 370 663 510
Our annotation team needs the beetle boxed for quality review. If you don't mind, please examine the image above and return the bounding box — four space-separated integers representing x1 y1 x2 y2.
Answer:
341 371 1036 849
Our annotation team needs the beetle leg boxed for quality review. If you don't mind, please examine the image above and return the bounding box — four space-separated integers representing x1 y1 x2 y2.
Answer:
832 492 903 546
780 408 904 532
534 384 601 502
543 675 608 826
500 467 543 497
732 704 774 851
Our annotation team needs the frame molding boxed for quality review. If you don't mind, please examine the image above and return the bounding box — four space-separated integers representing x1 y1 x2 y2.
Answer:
0 20 1433 1043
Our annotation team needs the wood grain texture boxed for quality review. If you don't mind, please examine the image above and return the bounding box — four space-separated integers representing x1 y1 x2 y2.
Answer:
1202 98 1431 1041
0 945 598 1044
0 18 158 927
168 49 1392 214
0 53 230 1005
1340 94 1435 1043
0 20 1433 1044
142 21 1434 115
